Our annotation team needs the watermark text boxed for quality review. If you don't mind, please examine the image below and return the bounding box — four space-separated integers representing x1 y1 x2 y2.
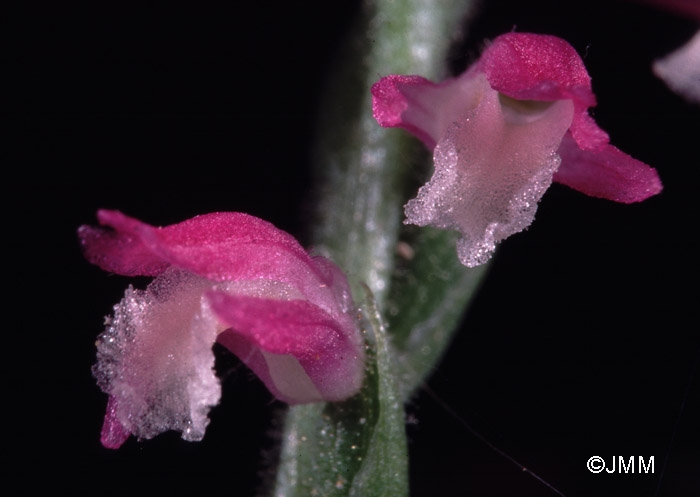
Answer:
587 456 654 474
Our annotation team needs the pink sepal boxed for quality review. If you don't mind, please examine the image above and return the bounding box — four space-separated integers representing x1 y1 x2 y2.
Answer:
371 75 442 147
79 210 309 281
99 396 131 449
478 32 608 150
555 134 663 203
211 292 363 404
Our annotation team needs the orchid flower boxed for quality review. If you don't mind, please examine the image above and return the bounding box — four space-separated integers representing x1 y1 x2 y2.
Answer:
372 32 663 267
78 210 365 449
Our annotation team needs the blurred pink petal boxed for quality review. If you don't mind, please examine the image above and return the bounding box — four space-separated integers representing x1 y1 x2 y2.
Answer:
653 30 700 104
631 0 700 103
80 211 364 448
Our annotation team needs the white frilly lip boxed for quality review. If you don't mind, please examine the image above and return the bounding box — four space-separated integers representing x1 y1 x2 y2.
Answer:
403 73 575 267
93 268 221 447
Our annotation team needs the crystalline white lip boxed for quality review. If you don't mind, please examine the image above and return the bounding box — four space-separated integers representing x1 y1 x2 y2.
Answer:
94 268 220 444
94 266 347 444
404 78 575 267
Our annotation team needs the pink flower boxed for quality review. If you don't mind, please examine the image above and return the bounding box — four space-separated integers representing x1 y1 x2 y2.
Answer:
79 210 364 449
372 32 662 267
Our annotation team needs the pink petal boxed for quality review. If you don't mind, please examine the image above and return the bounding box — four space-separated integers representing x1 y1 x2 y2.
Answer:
555 134 664 203
478 32 609 150
78 211 170 277
373 75 453 148
79 210 345 311
210 291 364 404
371 69 492 149
478 33 595 105
79 210 308 279
99 396 131 449
371 75 434 131
370 32 614 155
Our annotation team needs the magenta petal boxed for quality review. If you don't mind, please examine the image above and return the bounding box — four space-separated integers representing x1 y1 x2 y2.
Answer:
88 210 354 325
479 32 595 106
100 396 131 449
372 75 443 147
371 75 433 128
555 134 663 203
210 292 364 404
371 71 489 149
79 210 311 280
478 32 611 150
79 210 340 310
78 210 170 277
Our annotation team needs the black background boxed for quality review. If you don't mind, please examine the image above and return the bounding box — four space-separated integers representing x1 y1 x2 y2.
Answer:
5 0 699 496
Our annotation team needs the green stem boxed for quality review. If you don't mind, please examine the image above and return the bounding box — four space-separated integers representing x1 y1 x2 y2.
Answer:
271 1 479 496
310 0 474 310
387 227 490 398
309 0 488 399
